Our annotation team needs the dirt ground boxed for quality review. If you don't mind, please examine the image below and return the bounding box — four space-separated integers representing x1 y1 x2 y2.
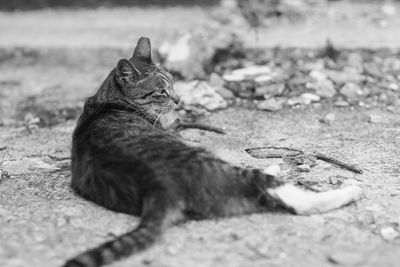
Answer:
0 1 400 267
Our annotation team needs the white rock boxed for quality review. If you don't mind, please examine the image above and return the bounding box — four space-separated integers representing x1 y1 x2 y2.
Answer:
174 81 227 111
231 65 271 79
263 165 282 177
368 114 382 124
257 98 284 111
297 164 311 172
300 93 321 104
380 227 399 241
308 80 336 98
340 82 362 99
309 69 327 81
209 73 225 88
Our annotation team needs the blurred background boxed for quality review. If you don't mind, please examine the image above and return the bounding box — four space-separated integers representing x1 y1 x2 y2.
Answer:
1 0 400 128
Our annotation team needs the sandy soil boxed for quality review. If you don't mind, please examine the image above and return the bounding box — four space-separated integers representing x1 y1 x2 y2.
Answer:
0 1 400 267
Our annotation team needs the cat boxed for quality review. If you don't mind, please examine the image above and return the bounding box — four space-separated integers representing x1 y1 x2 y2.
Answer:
65 37 362 267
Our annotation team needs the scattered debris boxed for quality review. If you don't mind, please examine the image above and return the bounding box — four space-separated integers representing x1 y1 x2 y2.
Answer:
245 146 363 174
297 180 321 192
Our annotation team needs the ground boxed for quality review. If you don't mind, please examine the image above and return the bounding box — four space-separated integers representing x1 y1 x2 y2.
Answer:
0 2 400 267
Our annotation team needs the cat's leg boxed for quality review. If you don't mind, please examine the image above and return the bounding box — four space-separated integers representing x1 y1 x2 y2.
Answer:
267 184 362 215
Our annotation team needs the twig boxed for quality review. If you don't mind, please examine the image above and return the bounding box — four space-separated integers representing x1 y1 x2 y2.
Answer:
245 146 363 174
314 152 363 174
48 155 70 161
296 180 321 192
0 147 7 151
176 122 225 134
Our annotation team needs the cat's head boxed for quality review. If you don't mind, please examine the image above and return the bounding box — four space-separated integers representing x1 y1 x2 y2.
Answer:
115 37 180 119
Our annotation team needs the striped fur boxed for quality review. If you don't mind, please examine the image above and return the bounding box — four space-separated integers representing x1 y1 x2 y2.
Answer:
66 37 361 267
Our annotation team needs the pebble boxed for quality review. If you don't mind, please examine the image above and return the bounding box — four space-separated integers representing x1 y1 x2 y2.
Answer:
310 80 336 98
297 164 311 172
340 82 362 99
380 227 399 241
256 98 284 111
209 73 225 88
329 176 342 186
309 69 327 81
215 87 235 99
255 83 285 97
230 65 272 80
334 100 350 107
319 113 336 124
263 165 282 177
368 114 382 123
300 93 321 104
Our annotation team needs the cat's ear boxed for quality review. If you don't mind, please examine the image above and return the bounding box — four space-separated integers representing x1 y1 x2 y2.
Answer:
116 59 142 86
133 37 152 63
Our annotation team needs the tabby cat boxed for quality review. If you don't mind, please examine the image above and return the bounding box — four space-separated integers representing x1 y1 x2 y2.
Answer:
65 37 362 267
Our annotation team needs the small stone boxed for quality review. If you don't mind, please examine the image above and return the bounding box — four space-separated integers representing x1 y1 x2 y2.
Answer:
319 113 336 124
209 73 225 88
263 165 282 177
327 251 366 266
329 176 342 186
297 164 311 172
255 83 285 98
308 80 336 98
380 227 399 241
309 69 327 81
257 98 284 111
230 65 271 79
388 83 399 91
300 93 321 104
368 114 382 123
334 100 349 107
340 82 362 99
215 87 235 99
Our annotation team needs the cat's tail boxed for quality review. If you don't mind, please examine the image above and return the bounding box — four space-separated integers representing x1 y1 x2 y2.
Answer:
235 167 363 215
63 189 180 267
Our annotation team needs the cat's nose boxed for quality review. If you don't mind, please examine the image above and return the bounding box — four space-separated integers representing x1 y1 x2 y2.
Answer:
169 91 180 105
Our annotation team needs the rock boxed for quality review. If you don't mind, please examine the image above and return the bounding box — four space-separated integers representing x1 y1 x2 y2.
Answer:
257 98 284 111
209 73 225 88
215 87 235 99
329 176 342 186
255 83 285 98
327 68 362 85
1 158 59 175
263 165 282 177
327 251 366 266
381 3 397 16
297 164 311 172
174 81 228 111
230 65 272 80
340 82 362 99
334 100 350 107
308 80 336 98
300 93 321 104
368 114 382 124
319 113 335 124
224 80 255 98
158 30 244 79
309 69 327 81
380 227 399 241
